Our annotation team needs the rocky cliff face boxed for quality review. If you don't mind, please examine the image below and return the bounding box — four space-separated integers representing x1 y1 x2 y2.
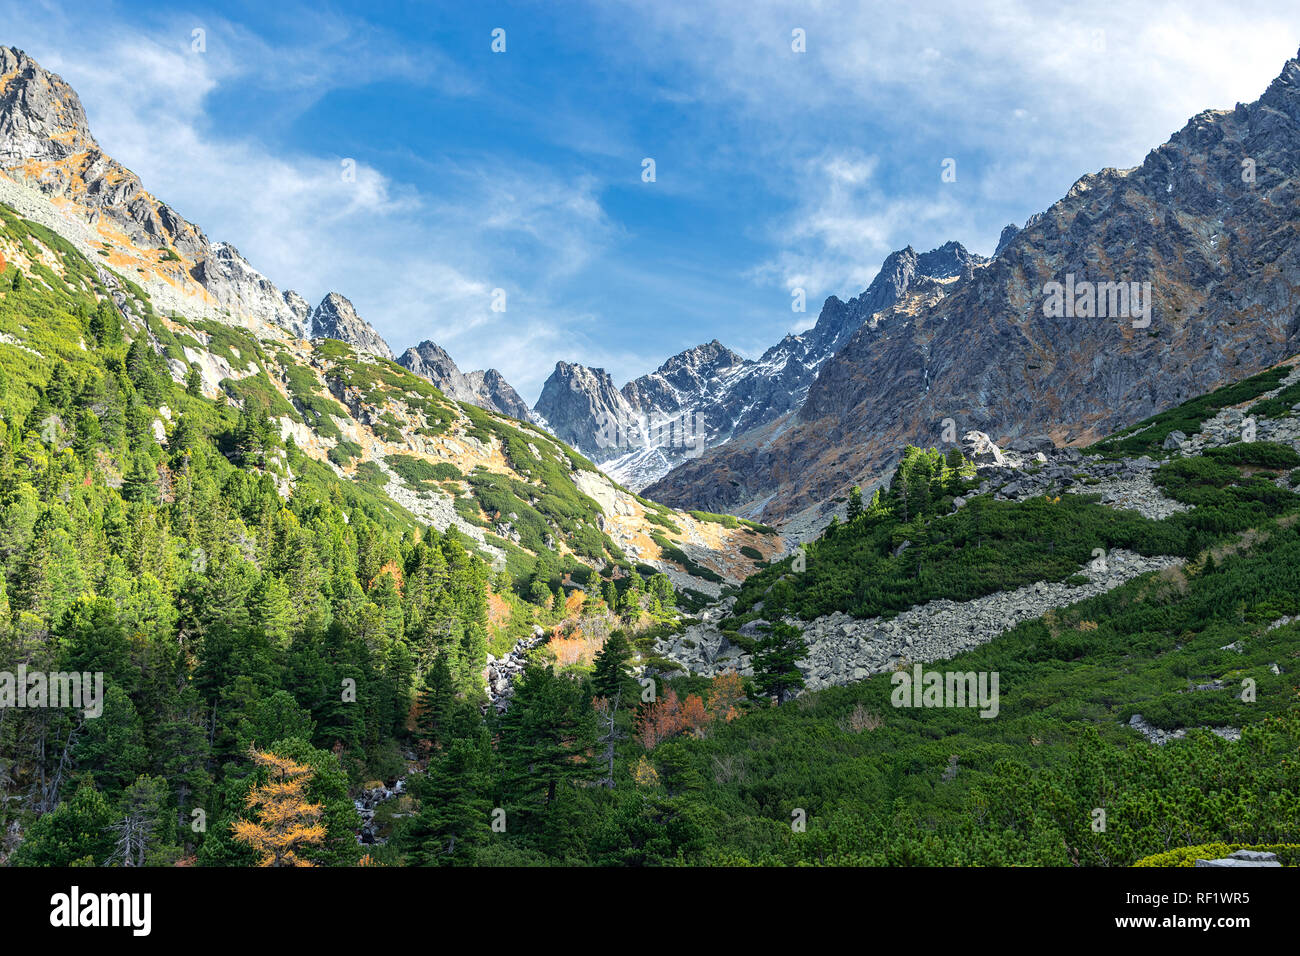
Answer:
536 243 981 489
0 46 312 338
397 339 532 421
311 292 393 359
646 47 1300 527
534 361 639 456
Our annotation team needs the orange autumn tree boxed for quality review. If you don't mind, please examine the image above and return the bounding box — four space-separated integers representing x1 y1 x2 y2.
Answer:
637 672 747 750
706 671 745 724
231 748 327 867
636 687 683 749
636 688 711 749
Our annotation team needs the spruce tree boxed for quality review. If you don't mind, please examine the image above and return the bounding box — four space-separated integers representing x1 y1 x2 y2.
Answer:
592 631 636 702
847 485 864 521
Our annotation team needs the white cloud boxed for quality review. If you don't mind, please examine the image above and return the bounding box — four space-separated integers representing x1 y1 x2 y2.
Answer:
747 151 981 299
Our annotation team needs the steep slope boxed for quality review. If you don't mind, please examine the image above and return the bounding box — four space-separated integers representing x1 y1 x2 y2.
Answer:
648 47 1300 528
0 46 311 337
397 339 532 421
0 191 786 867
0 46 780 596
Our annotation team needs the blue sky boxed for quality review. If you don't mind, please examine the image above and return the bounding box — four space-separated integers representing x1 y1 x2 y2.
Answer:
5 0 1300 400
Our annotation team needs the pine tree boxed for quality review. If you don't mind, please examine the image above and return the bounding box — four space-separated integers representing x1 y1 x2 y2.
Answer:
45 363 74 411
125 338 163 405
122 452 159 504
107 775 176 866
156 697 212 848
496 665 596 814
591 631 636 703
88 300 122 347
250 573 293 646
415 654 455 750
405 735 491 865
752 622 808 704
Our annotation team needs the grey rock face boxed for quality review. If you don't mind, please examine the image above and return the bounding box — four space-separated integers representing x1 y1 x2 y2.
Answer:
311 292 393 359
534 361 641 459
398 340 466 391
397 340 532 421
282 290 312 338
1194 857 1281 867
1128 713 1240 746
962 430 1006 465
0 46 94 166
1005 434 1056 454
471 368 533 422
191 243 314 338
994 223 1020 257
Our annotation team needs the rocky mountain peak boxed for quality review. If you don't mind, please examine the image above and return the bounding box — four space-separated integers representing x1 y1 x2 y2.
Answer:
535 361 639 458
916 240 981 279
0 47 96 165
397 339 532 421
0 47 317 339
806 240 986 356
472 368 533 422
644 339 745 381
1260 46 1300 112
994 224 1020 257
310 292 393 359
399 340 462 383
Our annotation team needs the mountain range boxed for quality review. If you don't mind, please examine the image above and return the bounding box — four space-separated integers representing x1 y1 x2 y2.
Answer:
7 39 1300 542
533 241 987 489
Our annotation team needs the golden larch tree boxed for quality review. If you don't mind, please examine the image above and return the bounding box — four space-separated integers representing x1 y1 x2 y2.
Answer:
231 748 327 867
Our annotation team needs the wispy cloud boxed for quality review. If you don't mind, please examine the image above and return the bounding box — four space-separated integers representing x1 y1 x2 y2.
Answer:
596 0 1300 298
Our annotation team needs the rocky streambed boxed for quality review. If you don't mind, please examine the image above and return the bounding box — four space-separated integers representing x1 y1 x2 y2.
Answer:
355 779 407 846
483 625 548 713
